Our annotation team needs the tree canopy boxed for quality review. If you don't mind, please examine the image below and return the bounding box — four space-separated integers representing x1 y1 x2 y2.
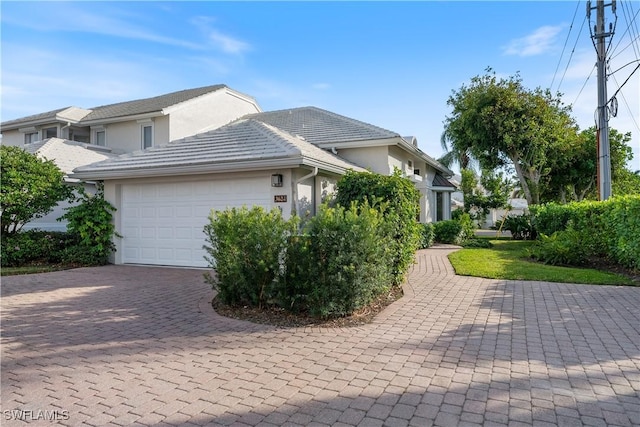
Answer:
443 69 578 205
0 146 73 235
541 127 636 202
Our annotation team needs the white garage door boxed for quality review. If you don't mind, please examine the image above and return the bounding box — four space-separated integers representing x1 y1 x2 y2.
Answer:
121 178 271 267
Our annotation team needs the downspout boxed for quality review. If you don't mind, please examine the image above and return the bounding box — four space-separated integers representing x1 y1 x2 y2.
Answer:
292 167 318 217
60 122 71 139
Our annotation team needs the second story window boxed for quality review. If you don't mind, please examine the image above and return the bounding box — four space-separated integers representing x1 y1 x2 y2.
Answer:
24 132 39 144
43 127 57 139
142 124 153 149
96 130 106 146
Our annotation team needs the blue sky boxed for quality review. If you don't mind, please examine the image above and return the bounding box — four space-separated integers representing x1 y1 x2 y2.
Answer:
2 1 639 170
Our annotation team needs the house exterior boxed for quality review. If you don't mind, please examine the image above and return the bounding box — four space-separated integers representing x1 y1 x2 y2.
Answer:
71 106 455 268
19 138 119 231
246 107 456 223
1 85 261 232
0 85 261 153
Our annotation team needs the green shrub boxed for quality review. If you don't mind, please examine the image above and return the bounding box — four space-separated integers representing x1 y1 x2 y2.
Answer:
501 213 536 240
461 238 493 248
433 220 463 244
530 203 576 236
606 195 640 269
419 223 435 249
335 170 421 286
1 230 77 267
60 186 118 265
433 213 474 245
284 202 394 318
458 212 476 242
203 206 297 308
529 197 640 269
529 230 587 266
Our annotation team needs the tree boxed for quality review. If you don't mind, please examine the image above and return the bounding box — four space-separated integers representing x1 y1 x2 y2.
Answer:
541 127 636 202
460 168 513 225
443 69 578 205
0 146 73 235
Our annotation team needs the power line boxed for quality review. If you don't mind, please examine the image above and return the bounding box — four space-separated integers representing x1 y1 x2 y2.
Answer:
551 0 582 92
557 15 588 93
609 1 640 59
610 66 640 133
572 64 596 106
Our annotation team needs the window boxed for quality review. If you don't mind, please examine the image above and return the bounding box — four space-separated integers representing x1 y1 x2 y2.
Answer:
43 127 57 139
407 160 413 168
142 125 153 149
24 132 39 144
96 130 106 146
436 192 444 222
414 168 421 176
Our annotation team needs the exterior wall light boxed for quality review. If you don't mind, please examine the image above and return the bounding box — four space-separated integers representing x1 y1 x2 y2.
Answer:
271 174 283 187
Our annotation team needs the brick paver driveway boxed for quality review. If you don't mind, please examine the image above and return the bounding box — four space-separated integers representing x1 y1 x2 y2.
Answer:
2 247 639 426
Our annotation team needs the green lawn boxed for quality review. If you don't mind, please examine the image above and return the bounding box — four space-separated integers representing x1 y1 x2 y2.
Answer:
448 240 634 286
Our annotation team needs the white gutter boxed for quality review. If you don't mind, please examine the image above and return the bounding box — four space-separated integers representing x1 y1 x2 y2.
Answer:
292 167 318 216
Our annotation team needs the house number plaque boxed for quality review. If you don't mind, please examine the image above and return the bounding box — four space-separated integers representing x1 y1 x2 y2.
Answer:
274 195 287 203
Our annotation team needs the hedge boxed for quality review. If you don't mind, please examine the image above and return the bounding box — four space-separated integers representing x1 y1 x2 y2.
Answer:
529 196 640 269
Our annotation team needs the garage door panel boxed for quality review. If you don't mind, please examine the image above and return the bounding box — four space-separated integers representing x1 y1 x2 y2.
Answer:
122 178 271 267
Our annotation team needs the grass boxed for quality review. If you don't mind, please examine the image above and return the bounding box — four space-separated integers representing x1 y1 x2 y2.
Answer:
448 240 634 286
1 264 73 276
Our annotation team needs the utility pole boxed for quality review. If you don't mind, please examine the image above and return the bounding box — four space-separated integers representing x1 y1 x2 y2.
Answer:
588 0 616 200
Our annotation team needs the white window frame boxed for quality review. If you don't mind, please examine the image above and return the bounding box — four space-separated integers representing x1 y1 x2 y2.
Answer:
139 120 154 149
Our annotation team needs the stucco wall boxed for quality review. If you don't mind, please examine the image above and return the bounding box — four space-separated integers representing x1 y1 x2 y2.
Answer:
1 130 24 147
168 89 261 141
337 146 389 174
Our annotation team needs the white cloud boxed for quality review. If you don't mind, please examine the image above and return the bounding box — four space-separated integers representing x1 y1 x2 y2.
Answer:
312 83 331 90
2 3 203 50
208 30 250 54
191 16 251 55
504 25 564 57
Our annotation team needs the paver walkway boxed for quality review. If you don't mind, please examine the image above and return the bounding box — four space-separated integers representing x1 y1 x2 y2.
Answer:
1 247 639 427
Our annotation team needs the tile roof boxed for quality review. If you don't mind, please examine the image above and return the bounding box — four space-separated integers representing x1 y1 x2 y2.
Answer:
1 85 229 129
245 106 399 145
247 107 453 176
81 84 227 121
25 138 119 177
72 119 364 179
1 107 72 128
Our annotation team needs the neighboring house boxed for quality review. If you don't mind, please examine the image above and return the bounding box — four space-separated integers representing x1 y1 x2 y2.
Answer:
1 84 261 233
450 174 528 228
1 85 261 153
21 138 119 231
71 106 455 268
247 107 456 222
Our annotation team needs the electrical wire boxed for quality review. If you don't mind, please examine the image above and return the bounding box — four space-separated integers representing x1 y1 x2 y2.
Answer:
551 0 582 92
621 0 640 59
611 35 640 60
557 15 588 93
572 64 596 106
610 67 640 133
609 2 640 59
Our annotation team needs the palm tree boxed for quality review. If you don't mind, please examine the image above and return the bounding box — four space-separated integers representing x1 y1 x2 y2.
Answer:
437 130 475 171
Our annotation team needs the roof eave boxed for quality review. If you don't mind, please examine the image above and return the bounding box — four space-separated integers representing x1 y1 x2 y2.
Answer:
79 111 164 126
316 137 400 150
71 156 314 181
397 139 453 177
